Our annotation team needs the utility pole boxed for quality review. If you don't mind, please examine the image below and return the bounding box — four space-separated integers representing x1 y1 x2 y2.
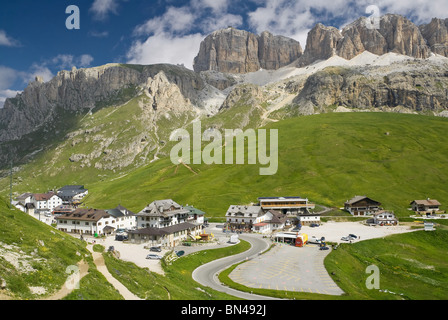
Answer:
9 161 13 208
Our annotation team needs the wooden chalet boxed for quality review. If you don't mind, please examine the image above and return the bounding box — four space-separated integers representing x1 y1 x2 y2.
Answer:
344 196 381 216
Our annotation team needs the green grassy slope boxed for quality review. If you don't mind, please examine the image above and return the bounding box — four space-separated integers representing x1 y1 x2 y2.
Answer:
0 197 122 299
0 94 196 194
80 112 448 217
325 229 448 300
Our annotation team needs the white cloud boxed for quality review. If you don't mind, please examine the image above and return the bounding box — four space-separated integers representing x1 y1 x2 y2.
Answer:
0 66 22 108
126 32 204 69
79 54 95 67
26 63 54 83
0 30 20 47
134 6 196 36
0 89 21 108
89 30 109 38
90 0 120 20
49 54 95 70
247 0 448 49
127 0 243 69
0 66 19 89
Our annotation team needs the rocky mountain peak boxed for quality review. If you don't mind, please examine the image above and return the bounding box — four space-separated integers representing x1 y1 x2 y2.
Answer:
298 14 435 66
193 27 302 74
419 18 448 57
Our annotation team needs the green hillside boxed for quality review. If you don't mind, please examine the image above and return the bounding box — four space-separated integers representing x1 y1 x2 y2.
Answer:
81 112 448 217
325 229 448 300
0 198 122 299
3 112 448 218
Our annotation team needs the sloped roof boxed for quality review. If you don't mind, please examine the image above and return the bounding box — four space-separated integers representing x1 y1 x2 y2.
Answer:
345 196 380 206
106 205 136 217
411 199 441 206
266 210 288 224
55 208 110 222
16 193 33 201
184 205 205 216
34 192 59 201
58 185 85 191
226 205 263 217
137 199 189 217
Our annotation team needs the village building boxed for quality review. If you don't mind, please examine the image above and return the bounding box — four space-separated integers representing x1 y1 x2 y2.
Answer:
57 185 88 205
105 205 136 230
53 204 75 215
136 199 190 228
370 210 398 226
128 199 204 246
127 222 202 246
297 212 321 226
184 205 206 225
33 192 63 214
252 209 290 233
258 197 315 215
344 196 381 216
55 208 117 235
225 205 264 231
15 193 34 205
410 199 441 214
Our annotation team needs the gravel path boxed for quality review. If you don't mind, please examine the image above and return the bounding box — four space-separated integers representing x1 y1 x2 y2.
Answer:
87 244 143 300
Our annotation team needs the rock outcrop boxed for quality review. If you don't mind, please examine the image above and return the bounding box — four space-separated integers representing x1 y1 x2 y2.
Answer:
0 64 205 143
257 31 303 70
339 14 430 59
420 18 448 57
291 62 448 115
193 27 302 74
298 14 431 66
297 24 343 67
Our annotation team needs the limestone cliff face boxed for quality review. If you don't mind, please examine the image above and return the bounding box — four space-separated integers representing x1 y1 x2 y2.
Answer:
0 64 205 143
420 18 448 57
257 31 303 70
338 14 430 59
193 27 302 73
291 62 448 115
298 14 431 66
297 24 343 67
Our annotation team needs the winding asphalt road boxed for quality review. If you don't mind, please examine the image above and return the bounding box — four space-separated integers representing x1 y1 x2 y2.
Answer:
192 234 282 300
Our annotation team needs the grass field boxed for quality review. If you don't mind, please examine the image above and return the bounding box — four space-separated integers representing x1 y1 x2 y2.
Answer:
79 112 448 218
0 197 122 299
324 229 448 300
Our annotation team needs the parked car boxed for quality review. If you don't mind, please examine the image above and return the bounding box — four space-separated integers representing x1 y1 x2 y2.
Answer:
146 254 162 260
341 236 351 241
175 250 185 257
115 234 128 241
150 246 162 252
310 223 320 227
308 236 322 244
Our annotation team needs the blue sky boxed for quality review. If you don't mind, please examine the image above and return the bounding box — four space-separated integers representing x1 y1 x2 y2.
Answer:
1 0 448 106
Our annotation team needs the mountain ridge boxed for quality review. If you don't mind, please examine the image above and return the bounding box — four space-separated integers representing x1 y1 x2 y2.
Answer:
1 13 448 173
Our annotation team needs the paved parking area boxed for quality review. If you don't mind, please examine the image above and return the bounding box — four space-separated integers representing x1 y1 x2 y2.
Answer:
229 243 344 295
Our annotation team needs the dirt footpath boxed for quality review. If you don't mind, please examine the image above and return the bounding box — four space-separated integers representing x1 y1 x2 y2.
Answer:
87 245 142 300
